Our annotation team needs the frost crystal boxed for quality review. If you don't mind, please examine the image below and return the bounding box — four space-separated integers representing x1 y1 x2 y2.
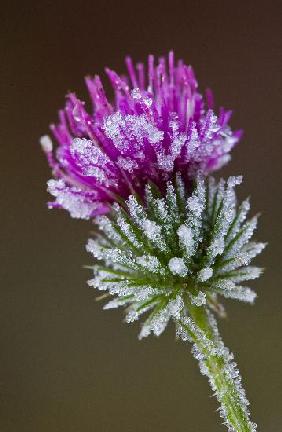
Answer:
87 175 265 339
190 291 207 306
168 257 188 277
198 267 213 282
42 52 241 219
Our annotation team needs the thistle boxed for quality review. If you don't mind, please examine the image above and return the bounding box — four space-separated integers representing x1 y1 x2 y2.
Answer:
41 52 265 432
41 52 241 219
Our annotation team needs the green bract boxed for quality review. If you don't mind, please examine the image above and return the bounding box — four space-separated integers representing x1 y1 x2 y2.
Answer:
86 175 265 339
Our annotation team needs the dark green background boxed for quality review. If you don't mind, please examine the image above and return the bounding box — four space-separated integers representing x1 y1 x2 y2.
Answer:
1 1 281 430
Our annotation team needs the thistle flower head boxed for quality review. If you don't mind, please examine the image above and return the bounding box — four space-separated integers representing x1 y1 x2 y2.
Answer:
86 175 265 338
41 52 241 219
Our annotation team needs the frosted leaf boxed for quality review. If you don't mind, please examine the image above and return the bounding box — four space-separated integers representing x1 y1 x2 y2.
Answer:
86 239 137 270
142 220 166 251
221 266 263 283
127 195 147 226
103 299 120 310
125 309 139 323
112 204 142 248
143 219 161 239
212 279 236 292
166 182 176 204
226 198 250 241
127 196 167 250
175 173 185 203
168 257 188 277
96 215 124 245
225 216 258 259
103 298 130 310
136 255 164 274
156 199 169 221
86 174 264 364
207 237 225 263
138 297 184 339
220 243 265 272
185 176 206 252
168 296 184 319
125 302 155 323
241 242 267 260
207 176 242 263
219 252 252 272
134 286 158 301
177 224 194 257
216 284 257 304
176 321 193 342
139 307 170 339
207 176 216 215
213 178 225 218
190 291 207 306
186 176 205 218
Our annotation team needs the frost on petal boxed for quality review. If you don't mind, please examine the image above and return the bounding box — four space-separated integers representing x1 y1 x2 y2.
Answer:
47 179 104 219
42 53 241 219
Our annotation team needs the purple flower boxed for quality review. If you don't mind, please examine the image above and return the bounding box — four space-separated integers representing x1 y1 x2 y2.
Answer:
41 52 242 219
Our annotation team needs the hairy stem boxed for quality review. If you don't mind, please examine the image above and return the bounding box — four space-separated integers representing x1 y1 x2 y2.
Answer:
178 303 256 431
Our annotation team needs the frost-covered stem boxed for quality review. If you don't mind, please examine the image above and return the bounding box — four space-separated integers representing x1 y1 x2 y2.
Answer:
180 303 256 432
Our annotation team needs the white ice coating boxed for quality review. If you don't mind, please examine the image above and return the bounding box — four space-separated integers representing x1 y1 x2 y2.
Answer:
198 267 213 282
96 214 124 244
177 224 194 257
47 179 98 219
190 291 207 306
136 255 164 274
207 176 242 263
168 257 188 277
103 112 164 155
185 176 206 254
40 135 53 152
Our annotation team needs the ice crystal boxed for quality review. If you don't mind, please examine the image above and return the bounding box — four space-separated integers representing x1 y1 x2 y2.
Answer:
41 52 242 219
86 174 265 340
168 257 188 277
197 267 213 282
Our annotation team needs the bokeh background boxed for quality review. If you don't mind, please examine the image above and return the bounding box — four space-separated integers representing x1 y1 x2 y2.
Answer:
1 1 281 431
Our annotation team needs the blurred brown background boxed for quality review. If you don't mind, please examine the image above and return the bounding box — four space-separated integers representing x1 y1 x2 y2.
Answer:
1 1 281 431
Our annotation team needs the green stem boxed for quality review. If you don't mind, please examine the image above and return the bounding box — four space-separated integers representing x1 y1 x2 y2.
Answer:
178 303 256 432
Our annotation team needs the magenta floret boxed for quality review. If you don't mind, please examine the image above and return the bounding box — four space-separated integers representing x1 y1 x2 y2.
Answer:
41 52 241 219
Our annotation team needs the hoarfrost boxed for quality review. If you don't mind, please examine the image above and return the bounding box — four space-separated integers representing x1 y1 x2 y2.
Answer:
168 257 188 277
